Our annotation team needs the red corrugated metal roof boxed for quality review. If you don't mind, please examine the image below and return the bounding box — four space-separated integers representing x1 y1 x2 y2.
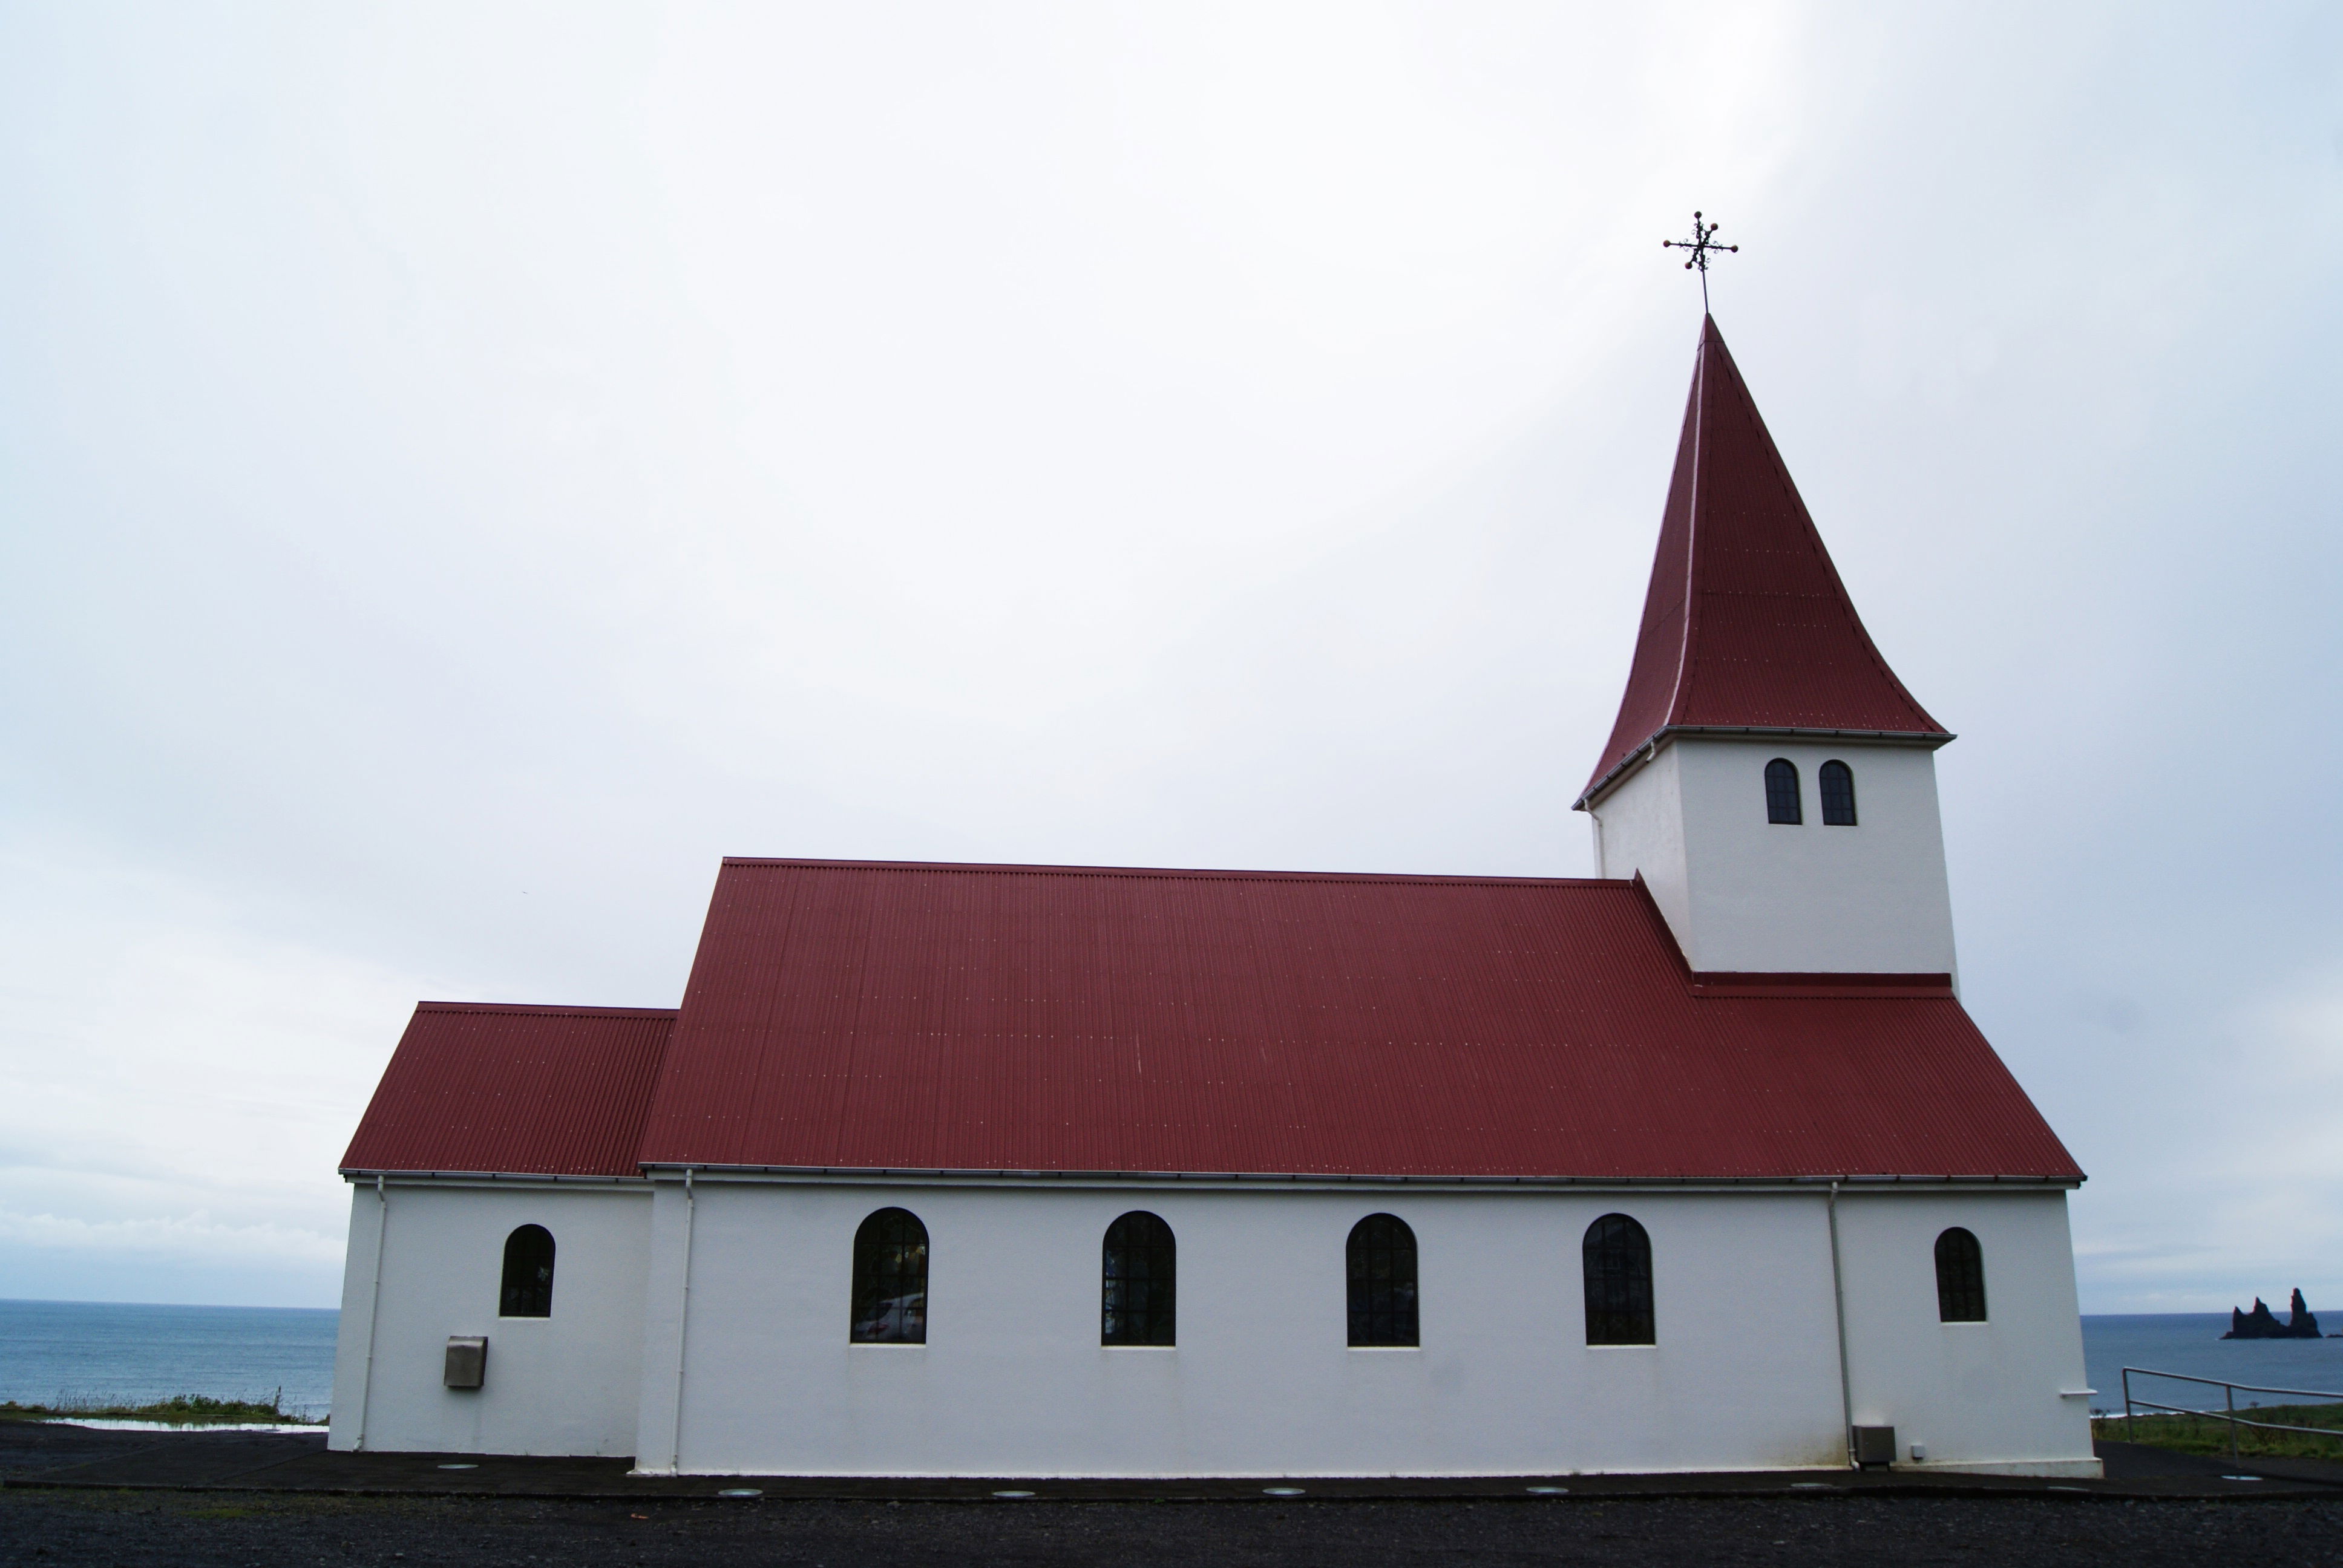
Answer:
1581 316 1947 804
341 1003 676 1177
631 859 2078 1181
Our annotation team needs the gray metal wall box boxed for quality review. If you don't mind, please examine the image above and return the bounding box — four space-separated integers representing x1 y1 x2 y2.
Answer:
444 1336 487 1390
1851 1425 1897 1467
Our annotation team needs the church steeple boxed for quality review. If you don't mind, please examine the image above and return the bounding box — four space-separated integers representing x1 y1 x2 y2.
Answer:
1579 316 1945 811
1579 316 1959 981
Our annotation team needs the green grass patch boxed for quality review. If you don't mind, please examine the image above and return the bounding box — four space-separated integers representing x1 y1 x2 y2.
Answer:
0 1392 323 1426
2096 1400 2343 1460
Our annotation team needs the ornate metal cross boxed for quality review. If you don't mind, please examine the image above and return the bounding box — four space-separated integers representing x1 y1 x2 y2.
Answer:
1662 211 1738 313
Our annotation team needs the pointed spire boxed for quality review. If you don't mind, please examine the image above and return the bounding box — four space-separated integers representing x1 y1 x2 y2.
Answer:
1579 317 1946 806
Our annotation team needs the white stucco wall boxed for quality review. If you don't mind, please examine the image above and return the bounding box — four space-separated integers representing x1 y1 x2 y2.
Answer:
1588 740 1693 941
1589 738 1958 978
629 1178 2094 1478
1837 1189 2095 1474
327 1180 652 1455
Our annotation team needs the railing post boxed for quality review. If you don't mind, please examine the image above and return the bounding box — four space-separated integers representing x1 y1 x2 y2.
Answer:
2226 1381 2238 1466
2123 1368 2132 1432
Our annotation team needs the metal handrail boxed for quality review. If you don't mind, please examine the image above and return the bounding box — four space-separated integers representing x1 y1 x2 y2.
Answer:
2121 1366 2343 1465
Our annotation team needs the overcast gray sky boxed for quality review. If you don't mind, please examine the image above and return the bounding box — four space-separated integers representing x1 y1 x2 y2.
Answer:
2 2 2338 1313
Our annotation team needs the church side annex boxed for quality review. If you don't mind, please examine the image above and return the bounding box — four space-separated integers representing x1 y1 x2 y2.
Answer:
327 315 2099 1480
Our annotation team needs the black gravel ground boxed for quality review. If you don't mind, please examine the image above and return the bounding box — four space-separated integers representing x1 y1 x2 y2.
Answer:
7 1485 2343 1568
7 1423 2342 1568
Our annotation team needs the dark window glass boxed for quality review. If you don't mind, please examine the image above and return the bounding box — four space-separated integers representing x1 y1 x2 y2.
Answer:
1765 759 1802 825
1820 760 1857 826
850 1207 929 1344
1347 1213 1418 1347
1103 1211 1176 1346
1583 1214 1654 1345
499 1224 555 1318
1935 1227 1987 1322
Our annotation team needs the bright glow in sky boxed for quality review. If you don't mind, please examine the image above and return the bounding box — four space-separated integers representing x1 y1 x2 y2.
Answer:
1 2 2338 1312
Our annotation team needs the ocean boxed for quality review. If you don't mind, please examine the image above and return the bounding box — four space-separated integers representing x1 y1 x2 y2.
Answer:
2081 1313 2342 1416
1 1299 2333 1426
0 1299 338 1419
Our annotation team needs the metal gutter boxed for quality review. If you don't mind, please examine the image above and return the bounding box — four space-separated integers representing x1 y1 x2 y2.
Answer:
1828 1180 1856 1468
342 1166 2080 1192
355 1174 387 1453
666 1167 696 1475
631 1165 2082 1193
340 1169 652 1186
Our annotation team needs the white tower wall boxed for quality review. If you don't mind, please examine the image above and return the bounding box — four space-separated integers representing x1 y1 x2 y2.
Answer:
1588 737 1958 978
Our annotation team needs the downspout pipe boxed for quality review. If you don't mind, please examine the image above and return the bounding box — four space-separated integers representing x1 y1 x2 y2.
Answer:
356 1174 388 1452
1829 1179 1855 1468
666 1167 696 1474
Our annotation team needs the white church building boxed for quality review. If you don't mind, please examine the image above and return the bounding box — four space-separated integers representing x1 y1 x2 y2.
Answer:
328 317 2099 1479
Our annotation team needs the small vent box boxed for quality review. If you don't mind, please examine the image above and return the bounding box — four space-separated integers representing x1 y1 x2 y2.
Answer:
444 1336 487 1390
1851 1425 1897 1467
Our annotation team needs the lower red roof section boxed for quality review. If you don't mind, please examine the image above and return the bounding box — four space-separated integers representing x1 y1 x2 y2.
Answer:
341 1003 677 1177
629 860 2079 1182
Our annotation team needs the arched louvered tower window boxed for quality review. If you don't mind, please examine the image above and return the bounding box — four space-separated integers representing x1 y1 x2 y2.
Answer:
1102 1211 1176 1346
1582 1214 1654 1345
499 1224 555 1318
1346 1214 1418 1347
1765 759 1803 825
1935 1227 1987 1322
1820 760 1858 826
850 1207 929 1344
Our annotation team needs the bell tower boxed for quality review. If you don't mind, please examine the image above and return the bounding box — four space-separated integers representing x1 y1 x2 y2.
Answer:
1578 317 1959 981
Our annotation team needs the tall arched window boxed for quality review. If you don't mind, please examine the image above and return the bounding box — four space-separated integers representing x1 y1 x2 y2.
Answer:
1935 1227 1987 1322
850 1207 929 1344
1103 1210 1176 1346
1765 759 1803 825
1820 760 1857 826
1346 1214 1418 1347
1582 1214 1654 1345
499 1224 555 1318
